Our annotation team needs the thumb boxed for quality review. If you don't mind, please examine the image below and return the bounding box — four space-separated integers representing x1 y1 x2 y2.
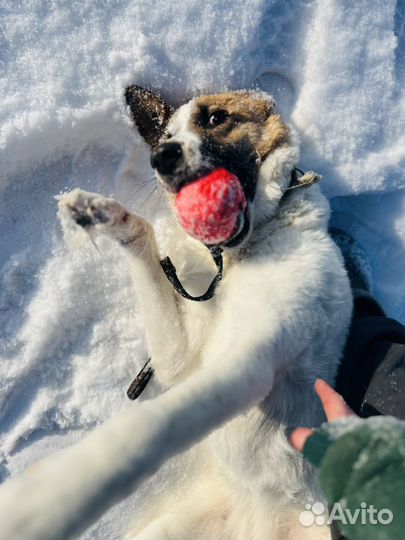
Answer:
314 379 355 422
289 427 314 452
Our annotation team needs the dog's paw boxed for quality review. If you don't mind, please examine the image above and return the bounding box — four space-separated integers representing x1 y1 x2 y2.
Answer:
58 189 129 228
58 189 149 246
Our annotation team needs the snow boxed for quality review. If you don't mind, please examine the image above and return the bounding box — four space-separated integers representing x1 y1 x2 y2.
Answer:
0 0 404 538
293 0 405 197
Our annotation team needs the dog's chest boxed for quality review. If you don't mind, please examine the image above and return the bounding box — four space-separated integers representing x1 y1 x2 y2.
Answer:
207 402 307 498
180 305 215 367
156 217 224 354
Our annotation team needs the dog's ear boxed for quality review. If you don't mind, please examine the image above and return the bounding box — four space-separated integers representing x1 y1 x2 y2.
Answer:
125 85 175 148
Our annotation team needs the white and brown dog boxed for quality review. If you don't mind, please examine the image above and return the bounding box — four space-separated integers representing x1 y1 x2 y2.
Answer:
59 87 353 539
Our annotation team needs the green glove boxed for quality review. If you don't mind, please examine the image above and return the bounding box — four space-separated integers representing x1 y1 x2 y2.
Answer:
303 416 405 540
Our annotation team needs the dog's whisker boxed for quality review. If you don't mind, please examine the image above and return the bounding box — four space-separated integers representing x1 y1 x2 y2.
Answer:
125 178 157 205
151 187 164 218
137 185 158 211
128 184 158 213
129 177 156 192
126 183 153 202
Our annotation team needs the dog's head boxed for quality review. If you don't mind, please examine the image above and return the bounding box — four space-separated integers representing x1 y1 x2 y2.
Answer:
125 86 299 247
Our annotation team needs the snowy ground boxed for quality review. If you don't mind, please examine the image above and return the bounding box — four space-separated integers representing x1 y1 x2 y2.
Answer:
0 0 404 538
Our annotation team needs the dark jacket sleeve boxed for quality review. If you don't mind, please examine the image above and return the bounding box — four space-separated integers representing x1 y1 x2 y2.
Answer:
303 416 405 540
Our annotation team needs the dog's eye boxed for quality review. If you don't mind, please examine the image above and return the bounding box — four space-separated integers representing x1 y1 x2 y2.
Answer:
207 110 228 127
166 132 173 139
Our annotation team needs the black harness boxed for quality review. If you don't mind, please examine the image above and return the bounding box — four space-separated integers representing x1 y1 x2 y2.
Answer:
127 167 320 399
160 245 224 302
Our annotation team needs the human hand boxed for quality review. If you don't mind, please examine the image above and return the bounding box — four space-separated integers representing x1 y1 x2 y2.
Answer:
289 379 356 452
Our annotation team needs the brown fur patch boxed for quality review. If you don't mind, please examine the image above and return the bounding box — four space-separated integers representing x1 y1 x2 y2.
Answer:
192 92 289 160
194 92 274 122
257 114 289 159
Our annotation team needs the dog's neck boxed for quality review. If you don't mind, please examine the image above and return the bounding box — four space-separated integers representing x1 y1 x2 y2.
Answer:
253 135 300 230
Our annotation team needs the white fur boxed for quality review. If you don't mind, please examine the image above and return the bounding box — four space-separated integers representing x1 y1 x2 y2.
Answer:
55 97 352 539
164 100 204 175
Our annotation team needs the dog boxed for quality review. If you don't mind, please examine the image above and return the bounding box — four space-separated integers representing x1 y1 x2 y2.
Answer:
58 87 353 539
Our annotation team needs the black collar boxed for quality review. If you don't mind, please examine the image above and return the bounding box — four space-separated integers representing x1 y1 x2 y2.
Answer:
160 245 223 302
159 167 316 303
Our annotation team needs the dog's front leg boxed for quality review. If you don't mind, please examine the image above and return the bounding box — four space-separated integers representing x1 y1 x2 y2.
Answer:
0 319 278 540
58 189 187 381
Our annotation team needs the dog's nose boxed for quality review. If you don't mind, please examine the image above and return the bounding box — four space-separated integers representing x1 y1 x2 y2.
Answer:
150 142 183 175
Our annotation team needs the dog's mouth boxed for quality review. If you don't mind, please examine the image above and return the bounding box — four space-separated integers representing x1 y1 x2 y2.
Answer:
221 204 250 248
160 166 211 194
173 168 252 248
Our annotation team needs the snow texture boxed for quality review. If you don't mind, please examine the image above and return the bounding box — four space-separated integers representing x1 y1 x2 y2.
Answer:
0 0 404 538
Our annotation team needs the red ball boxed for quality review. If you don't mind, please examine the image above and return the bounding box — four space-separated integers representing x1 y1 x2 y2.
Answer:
175 168 247 244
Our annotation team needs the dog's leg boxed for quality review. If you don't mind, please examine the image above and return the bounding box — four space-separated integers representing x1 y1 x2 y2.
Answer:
0 310 280 540
58 189 187 382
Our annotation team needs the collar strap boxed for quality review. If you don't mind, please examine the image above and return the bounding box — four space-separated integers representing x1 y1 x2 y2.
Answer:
287 167 321 192
159 168 320 303
127 358 154 400
160 245 223 302
127 249 222 400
